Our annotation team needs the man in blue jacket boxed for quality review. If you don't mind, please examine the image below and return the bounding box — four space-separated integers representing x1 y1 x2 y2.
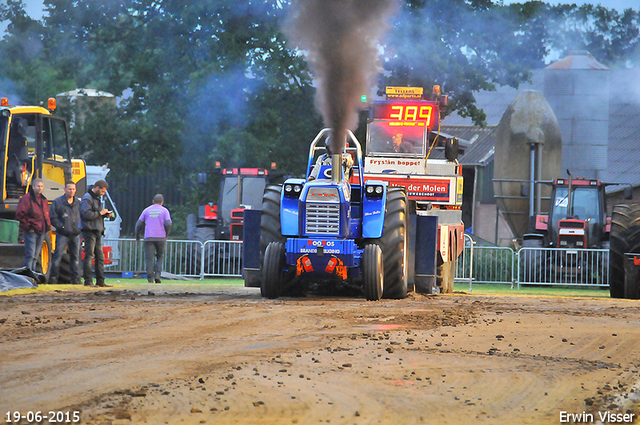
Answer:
80 180 111 287
49 181 82 284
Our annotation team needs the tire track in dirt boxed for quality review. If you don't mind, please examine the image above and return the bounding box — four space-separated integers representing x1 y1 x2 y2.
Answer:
3 289 640 424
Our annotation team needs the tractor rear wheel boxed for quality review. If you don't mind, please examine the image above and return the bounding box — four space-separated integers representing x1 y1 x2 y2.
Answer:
194 225 217 275
610 203 640 299
186 214 198 240
376 188 408 299
521 236 544 283
362 244 383 301
258 185 286 284
262 242 286 299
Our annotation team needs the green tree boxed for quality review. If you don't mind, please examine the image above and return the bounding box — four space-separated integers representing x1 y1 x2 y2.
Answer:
542 4 639 66
0 0 76 103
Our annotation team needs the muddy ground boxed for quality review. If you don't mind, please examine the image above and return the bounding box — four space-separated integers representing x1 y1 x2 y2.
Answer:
1 284 640 425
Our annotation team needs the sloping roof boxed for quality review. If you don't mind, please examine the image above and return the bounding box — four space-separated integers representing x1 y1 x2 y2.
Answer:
545 50 608 70
440 125 497 166
442 72 544 127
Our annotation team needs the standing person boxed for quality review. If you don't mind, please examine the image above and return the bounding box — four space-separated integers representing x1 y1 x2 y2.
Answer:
80 180 111 287
16 178 51 272
135 194 172 283
389 133 414 153
308 142 353 181
49 181 82 285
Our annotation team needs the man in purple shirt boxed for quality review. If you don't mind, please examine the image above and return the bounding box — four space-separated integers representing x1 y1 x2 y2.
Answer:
136 194 172 283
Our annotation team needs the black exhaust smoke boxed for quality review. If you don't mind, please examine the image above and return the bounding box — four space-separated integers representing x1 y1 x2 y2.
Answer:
284 0 398 155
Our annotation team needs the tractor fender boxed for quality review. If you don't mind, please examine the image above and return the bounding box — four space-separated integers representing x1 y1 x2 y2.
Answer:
280 179 305 236
362 181 387 239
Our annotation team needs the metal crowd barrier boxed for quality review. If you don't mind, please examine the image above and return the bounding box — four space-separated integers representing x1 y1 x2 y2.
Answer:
103 237 611 287
103 238 242 279
456 244 515 287
517 247 608 288
454 242 609 289
454 234 476 291
201 240 243 277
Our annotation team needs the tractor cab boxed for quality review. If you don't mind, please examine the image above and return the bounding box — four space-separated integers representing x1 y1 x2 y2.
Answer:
547 178 607 248
217 167 272 240
195 165 276 241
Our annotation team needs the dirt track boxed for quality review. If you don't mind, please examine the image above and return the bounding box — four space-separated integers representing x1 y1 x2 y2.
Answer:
2 284 640 425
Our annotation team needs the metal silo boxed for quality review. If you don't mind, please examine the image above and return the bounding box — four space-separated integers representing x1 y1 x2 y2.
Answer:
544 51 610 180
493 90 562 240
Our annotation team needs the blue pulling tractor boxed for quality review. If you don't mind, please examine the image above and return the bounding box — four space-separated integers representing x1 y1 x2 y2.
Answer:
243 128 422 300
243 87 463 300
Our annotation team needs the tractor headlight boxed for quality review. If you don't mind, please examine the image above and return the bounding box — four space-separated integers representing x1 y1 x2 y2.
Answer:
284 183 303 198
365 184 384 198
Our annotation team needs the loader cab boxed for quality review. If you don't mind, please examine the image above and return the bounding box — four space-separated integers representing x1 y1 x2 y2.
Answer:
548 180 606 248
1 100 84 214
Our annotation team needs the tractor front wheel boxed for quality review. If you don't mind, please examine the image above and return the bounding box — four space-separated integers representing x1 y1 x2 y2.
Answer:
262 242 286 299
254 185 286 288
363 244 384 301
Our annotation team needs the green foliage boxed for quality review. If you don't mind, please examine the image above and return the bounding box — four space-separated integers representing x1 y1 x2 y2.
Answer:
164 203 192 239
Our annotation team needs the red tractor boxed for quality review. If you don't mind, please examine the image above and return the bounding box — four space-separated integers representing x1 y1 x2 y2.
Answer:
188 164 278 243
187 164 280 277
522 172 626 284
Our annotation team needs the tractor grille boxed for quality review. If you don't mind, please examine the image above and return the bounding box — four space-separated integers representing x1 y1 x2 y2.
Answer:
305 203 340 235
559 220 585 229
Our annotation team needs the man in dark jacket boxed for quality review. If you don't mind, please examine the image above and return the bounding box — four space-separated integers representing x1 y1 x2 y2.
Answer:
49 181 82 284
16 178 51 271
80 180 111 287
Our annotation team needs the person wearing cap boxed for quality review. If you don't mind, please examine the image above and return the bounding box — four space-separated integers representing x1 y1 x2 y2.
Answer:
135 194 172 283
308 142 354 181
